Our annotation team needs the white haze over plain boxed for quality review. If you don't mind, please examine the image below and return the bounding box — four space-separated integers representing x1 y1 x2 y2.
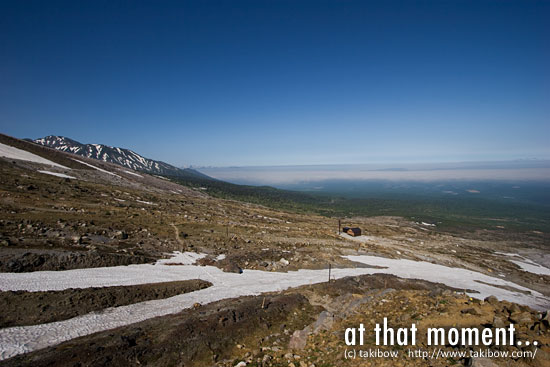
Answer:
199 161 550 185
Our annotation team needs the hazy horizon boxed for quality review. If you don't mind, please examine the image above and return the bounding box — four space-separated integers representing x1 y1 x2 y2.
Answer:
199 160 550 185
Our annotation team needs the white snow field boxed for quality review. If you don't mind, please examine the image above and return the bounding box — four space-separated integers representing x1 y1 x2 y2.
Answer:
0 252 548 360
493 252 550 276
0 142 68 169
499 253 550 276
37 171 76 179
510 259 550 276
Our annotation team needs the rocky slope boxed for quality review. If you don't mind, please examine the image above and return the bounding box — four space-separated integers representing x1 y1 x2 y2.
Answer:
2 275 548 367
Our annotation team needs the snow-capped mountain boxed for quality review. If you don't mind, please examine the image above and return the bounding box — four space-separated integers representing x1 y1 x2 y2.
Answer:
33 135 209 178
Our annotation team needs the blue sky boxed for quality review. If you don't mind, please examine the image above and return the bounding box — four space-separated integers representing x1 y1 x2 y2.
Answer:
1 0 548 166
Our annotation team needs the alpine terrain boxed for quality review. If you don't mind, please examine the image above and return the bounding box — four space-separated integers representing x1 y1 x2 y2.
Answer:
33 135 208 179
0 133 548 367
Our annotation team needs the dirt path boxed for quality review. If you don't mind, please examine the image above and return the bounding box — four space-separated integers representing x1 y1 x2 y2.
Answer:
170 223 183 248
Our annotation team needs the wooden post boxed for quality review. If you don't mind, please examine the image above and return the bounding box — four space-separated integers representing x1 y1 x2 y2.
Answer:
226 226 229 239
328 263 331 283
338 219 341 234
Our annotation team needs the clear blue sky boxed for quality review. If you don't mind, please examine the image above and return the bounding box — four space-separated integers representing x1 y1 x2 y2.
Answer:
1 0 548 166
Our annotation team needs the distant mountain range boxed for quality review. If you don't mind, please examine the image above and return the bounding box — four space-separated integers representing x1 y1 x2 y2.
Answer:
32 135 210 179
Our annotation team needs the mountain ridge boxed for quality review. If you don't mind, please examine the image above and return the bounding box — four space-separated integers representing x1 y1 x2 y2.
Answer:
32 135 210 179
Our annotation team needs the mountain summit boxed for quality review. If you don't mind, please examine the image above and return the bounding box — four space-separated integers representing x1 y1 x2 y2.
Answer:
33 135 208 178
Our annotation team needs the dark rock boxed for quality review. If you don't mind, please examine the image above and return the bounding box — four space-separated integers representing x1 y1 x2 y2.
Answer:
115 231 128 240
492 315 506 328
6 260 21 272
289 329 309 350
222 262 243 274
311 311 334 333
510 311 533 325
507 304 521 314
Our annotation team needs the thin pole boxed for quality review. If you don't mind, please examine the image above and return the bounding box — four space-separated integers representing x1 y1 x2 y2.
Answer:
338 219 341 234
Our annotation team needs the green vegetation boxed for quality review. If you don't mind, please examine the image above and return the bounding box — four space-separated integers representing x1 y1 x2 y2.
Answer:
168 175 550 234
169 175 323 212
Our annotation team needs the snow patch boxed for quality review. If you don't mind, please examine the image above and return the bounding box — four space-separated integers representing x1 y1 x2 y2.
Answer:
37 171 76 179
494 252 521 257
344 255 546 307
155 252 207 265
511 258 550 275
0 253 548 360
136 200 156 205
71 159 121 178
509 260 550 275
0 143 69 169
123 170 142 178
494 252 550 276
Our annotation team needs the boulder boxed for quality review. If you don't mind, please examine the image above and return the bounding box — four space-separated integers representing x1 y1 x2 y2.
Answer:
222 262 243 274
114 231 128 240
289 329 309 350
510 311 533 325
492 315 507 328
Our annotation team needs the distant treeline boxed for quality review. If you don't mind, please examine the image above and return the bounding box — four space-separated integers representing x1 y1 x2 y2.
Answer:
169 175 550 234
